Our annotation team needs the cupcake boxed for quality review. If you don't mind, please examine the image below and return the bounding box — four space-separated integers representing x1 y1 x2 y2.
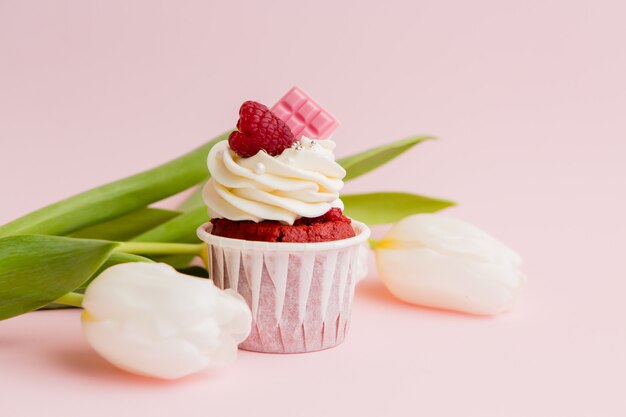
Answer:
197 87 370 353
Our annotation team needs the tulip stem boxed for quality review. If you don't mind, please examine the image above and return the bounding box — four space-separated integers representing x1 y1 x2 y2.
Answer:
54 292 84 308
116 242 204 256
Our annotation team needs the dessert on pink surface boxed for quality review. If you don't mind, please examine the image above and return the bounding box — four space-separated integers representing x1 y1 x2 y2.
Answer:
197 87 369 353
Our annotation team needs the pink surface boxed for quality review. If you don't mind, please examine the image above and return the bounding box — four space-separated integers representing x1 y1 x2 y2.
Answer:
271 86 340 139
0 0 625 416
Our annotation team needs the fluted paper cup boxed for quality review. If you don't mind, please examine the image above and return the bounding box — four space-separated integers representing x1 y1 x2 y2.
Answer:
197 221 370 354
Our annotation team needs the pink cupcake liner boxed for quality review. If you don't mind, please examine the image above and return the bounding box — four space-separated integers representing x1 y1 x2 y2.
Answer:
197 221 370 353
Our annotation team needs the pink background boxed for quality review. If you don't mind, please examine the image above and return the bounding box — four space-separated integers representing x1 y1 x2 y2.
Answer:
1 0 624 416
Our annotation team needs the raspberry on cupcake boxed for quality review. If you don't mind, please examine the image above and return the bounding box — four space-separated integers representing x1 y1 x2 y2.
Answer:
228 101 296 158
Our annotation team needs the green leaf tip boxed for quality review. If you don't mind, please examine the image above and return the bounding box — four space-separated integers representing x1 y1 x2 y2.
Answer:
339 135 435 181
342 192 455 225
0 235 118 320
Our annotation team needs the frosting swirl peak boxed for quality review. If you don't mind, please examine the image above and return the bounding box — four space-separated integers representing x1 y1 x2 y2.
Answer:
203 138 346 225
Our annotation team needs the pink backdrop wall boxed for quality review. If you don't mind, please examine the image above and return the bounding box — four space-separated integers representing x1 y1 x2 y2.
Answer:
1 1 624 416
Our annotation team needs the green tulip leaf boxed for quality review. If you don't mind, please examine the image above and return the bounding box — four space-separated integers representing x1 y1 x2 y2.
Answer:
176 266 209 278
342 192 455 225
177 185 205 213
69 208 180 241
42 252 153 309
0 235 118 320
152 254 197 270
129 207 209 270
132 206 209 243
0 132 230 238
75 252 153 290
339 136 434 181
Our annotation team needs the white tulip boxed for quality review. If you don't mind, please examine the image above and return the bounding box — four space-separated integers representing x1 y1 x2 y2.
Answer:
81 262 251 379
375 214 525 315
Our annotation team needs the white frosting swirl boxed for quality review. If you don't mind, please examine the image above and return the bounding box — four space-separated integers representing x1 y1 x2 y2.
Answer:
203 138 346 225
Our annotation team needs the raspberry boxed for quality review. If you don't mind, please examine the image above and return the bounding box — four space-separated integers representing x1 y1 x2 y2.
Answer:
228 101 295 158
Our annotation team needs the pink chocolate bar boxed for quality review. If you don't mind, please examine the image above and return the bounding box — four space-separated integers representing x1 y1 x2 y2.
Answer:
271 86 339 140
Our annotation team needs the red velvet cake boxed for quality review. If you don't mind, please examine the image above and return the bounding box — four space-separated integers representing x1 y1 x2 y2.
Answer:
210 208 355 243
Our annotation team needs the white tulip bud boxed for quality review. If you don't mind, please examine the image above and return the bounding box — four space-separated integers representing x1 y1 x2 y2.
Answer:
81 262 251 379
375 214 525 315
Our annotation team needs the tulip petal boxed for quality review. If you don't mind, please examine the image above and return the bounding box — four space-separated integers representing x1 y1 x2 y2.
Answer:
376 214 525 315
81 263 252 379
381 214 522 267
